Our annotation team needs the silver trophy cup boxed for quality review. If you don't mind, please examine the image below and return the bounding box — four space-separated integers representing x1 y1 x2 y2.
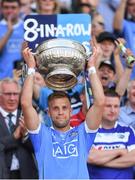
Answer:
34 38 87 91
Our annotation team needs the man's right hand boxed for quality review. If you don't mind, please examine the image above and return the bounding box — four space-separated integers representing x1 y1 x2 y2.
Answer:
22 46 36 69
7 15 14 32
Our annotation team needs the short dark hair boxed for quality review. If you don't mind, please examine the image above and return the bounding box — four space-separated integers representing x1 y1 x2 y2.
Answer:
48 91 71 104
99 60 115 73
104 88 120 98
97 31 116 43
1 0 21 6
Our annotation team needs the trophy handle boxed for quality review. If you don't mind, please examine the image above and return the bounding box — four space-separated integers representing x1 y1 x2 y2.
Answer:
21 63 28 82
86 51 92 60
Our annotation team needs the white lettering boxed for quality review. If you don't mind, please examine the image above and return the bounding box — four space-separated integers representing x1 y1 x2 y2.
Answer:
24 18 38 42
24 18 90 41
81 24 91 36
66 24 74 36
36 24 44 38
53 142 78 158
45 24 55 37
55 24 65 37
74 24 81 36
67 144 77 154
55 146 63 156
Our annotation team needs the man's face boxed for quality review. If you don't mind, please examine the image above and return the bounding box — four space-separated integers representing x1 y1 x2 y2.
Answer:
98 65 115 87
92 15 104 37
0 82 20 112
38 0 56 12
48 97 72 131
99 40 115 59
1 1 20 22
20 0 32 15
102 96 120 123
127 0 135 19
128 81 135 106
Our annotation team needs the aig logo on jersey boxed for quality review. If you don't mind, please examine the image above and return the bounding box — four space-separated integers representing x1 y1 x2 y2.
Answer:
52 140 78 158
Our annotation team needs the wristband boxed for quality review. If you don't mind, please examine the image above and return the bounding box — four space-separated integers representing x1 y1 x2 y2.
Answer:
27 68 35 75
88 67 96 76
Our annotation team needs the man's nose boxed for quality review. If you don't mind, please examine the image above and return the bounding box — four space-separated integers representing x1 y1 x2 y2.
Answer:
58 108 63 114
110 106 115 112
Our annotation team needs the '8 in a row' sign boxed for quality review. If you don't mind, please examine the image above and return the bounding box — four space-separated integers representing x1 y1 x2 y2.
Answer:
24 14 91 53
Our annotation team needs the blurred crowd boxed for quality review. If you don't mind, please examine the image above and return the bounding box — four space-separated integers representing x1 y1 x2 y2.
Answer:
0 0 135 179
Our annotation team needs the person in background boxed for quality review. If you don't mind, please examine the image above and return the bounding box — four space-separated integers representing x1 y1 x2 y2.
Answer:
70 87 86 127
73 0 98 17
0 143 9 179
57 0 72 12
91 12 105 38
97 60 116 89
119 79 135 129
70 54 135 128
97 0 121 32
96 31 116 62
96 32 125 88
113 0 135 79
88 89 135 179
0 78 38 179
118 79 135 179
21 42 105 179
33 72 52 127
20 0 35 19
36 0 61 15
0 0 24 79
0 0 2 20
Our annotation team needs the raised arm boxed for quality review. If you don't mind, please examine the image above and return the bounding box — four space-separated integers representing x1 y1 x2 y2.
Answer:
113 39 125 83
115 48 135 96
21 47 40 130
0 16 13 52
85 40 105 130
113 0 127 31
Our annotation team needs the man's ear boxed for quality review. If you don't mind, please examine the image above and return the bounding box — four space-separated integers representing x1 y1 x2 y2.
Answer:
70 107 72 117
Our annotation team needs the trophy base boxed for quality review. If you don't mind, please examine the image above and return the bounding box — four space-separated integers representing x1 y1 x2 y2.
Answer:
46 68 77 91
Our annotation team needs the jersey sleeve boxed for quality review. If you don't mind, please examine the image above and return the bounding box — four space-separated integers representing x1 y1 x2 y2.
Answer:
127 127 135 151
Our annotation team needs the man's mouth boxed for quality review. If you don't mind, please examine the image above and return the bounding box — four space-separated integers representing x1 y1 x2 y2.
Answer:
101 76 108 80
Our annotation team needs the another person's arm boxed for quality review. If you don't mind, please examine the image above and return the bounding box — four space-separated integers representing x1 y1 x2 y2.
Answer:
21 47 40 130
103 149 135 168
0 17 13 52
115 48 134 96
85 40 105 130
113 0 127 31
88 148 127 165
113 39 125 82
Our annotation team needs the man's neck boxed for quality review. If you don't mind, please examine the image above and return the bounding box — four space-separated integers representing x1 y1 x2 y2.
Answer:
40 10 54 15
101 120 116 129
53 124 71 132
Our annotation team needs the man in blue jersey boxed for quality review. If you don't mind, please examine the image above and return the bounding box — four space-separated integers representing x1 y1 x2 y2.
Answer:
119 79 135 129
0 0 24 79
21 43 105 179
88 89 135 179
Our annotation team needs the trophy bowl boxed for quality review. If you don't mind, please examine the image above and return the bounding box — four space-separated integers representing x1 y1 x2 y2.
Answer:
34 38 87 91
